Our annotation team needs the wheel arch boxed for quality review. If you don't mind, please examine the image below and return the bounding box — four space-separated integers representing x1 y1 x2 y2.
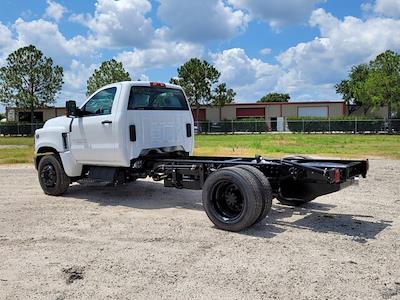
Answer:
35 146 60 169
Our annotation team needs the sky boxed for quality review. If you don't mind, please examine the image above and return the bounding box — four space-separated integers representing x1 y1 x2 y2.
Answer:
0 0 400 110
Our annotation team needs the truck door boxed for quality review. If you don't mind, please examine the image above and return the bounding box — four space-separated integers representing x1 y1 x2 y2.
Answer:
70 86 121 165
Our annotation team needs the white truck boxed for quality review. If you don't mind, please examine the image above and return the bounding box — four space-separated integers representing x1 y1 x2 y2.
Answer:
35 81 368 231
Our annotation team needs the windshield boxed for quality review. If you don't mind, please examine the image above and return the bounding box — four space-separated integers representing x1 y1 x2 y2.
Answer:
128 86 189 110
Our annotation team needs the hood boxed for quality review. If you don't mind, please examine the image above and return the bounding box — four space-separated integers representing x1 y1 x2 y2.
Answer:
43 116 71 131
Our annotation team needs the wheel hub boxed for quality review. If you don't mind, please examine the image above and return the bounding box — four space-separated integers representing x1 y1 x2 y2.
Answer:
225 188 242 211
40 164 57 188
213 182 244 220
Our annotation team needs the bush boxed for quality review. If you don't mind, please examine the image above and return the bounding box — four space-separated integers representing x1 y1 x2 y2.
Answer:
197 121 267 133
391 120 400 132
287 119 385 133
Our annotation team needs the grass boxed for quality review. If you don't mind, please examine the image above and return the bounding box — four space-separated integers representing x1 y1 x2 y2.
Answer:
0 134 399 164
0 137 34 164
194 134 400 160
0 137 34 146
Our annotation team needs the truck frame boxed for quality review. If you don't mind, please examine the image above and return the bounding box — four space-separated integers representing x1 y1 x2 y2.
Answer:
34 81 368 232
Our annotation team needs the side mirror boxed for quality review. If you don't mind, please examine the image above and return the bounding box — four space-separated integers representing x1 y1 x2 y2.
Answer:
66 100 77 117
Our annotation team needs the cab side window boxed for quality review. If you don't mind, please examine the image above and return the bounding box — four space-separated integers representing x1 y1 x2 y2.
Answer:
82 87 117 116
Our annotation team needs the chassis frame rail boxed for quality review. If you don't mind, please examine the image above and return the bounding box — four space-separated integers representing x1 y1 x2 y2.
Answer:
141 155 368 201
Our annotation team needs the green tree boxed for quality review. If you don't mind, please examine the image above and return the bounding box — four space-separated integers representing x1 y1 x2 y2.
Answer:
212 83 236 120
257 93 290 103
0 45 63 123
0 112 4 120
170 58 220 123
365 50 400 119
335 64 370 114
336 50 400 118
87 59 131 96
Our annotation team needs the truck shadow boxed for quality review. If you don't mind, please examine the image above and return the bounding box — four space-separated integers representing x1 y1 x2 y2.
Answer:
67 179 204 211
246 202 392 241
66 180 392 241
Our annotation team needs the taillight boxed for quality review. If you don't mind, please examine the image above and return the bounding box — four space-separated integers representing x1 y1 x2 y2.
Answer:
150 82 166 88
334 169 341 183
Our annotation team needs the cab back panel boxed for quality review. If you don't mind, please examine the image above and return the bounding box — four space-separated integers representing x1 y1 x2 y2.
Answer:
126 110 193 159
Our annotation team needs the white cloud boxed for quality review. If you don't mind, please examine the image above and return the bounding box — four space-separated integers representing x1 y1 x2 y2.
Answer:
373 0 400 17
13 18 92 62
71 0 154 48
276 8 400 98
259 48 271 55
44 0 67 22
278 9 400 84
2 0 400 104
228 0 323 28
0 25 13 66
59 60 150 105
0 18 96 103
64 60 96 91
157 0 249 42
59 60 98 105
0 22 14 51
274 69 338 100
209 8 400 101
211 48 283 100
116 33 204 73
210 47 343 101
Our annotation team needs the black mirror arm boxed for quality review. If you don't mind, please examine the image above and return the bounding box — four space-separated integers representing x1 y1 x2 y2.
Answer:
67 108 84 118
75 108 83 117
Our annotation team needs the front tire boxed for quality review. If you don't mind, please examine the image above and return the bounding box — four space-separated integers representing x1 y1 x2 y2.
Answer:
38 155 70 196
202 167 263 232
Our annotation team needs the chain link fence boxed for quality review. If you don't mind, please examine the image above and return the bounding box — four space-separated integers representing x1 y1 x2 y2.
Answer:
196 119 400 134
0 123 44 136
1 119 399 136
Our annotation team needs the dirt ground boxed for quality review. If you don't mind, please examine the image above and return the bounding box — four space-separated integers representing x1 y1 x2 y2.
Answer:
0 160 399 300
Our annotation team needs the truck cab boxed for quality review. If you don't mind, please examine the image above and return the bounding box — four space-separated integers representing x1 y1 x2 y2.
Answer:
35 81 194 177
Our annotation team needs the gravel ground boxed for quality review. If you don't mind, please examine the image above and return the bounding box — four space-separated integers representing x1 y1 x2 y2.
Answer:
0 160 399 300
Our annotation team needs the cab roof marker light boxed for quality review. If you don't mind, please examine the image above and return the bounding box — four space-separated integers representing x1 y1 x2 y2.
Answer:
150 82 166 87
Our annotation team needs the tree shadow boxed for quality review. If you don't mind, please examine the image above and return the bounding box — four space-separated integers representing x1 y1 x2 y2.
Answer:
65 180 392 241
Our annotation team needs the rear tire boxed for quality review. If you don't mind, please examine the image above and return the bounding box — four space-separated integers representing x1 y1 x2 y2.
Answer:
38 155 70 196
235 165 272 224
202 167 263 232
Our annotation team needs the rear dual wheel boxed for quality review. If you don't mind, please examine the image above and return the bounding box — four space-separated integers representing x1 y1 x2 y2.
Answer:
202 166 272 232
235 165 272 224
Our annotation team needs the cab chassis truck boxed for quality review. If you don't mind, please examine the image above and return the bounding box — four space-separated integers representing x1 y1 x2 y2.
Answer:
34 81 368 232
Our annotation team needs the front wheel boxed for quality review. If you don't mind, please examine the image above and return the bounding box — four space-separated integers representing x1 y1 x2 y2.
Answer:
38 155 70 196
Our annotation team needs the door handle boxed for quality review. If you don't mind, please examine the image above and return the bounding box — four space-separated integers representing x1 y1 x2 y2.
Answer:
101 120 112 124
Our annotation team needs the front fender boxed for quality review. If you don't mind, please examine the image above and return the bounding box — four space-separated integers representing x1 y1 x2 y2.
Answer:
35 127 66 153
35 127 83 177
